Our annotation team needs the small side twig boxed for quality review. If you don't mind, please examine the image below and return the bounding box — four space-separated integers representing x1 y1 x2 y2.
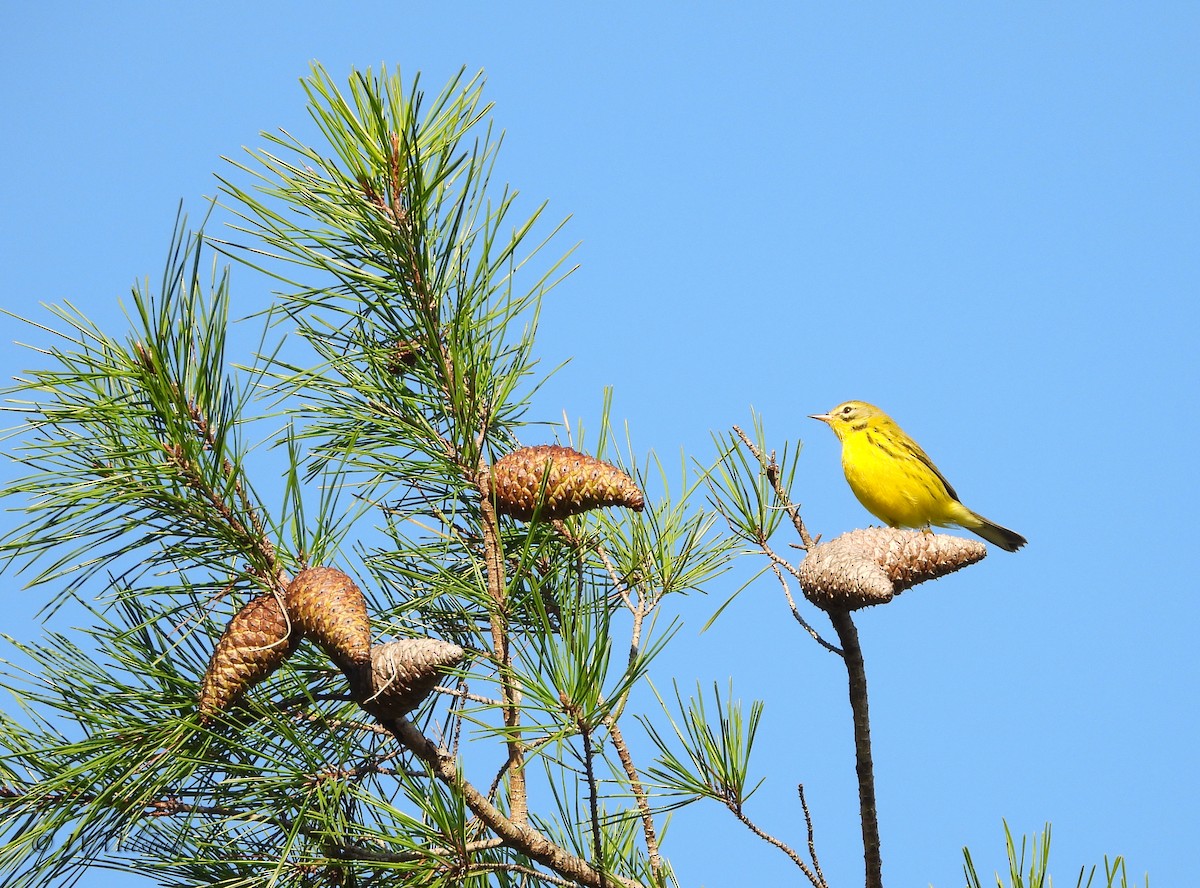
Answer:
555 522 649 659
767 556 841 655
486 733 561 803
573 705 607 886
553 526 651 725
326 836 506 864
727 801 827 888
728 425 839 653
430 684 501 706
732 425 815 549
798 783 827 887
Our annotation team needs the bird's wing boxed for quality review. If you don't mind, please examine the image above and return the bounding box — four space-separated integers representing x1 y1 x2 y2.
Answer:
900 436 960 502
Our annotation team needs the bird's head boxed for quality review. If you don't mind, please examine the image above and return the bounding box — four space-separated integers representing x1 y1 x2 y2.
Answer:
809 400 884 440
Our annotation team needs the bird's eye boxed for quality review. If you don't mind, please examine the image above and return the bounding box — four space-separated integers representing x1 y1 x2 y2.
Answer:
841 405 853 415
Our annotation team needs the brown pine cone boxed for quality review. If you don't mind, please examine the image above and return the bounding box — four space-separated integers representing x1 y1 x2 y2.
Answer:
198 594 300 721
361 638 466 720
284 567 372 672
798 528 987 611
385 339 420 373
490 445 644 520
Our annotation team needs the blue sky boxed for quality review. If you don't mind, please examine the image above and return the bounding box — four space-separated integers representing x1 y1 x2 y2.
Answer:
3 3 1197 886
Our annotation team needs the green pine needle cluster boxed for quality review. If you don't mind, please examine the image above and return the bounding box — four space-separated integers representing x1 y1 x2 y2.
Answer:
960 823 1148 888
0 63 735 888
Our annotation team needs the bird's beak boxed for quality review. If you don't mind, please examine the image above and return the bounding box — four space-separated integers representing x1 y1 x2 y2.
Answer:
809 413 831 424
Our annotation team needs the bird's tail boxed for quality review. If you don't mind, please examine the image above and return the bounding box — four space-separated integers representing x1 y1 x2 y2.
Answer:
965 511 1027 552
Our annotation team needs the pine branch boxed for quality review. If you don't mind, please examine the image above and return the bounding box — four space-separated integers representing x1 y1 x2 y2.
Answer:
477 461 529 823
605 715 663 881
827 609 882 888
1 63 680 888
382 716 642 888
732 424 815 549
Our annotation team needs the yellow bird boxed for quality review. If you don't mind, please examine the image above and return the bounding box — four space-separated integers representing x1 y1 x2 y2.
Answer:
810 400 1026 552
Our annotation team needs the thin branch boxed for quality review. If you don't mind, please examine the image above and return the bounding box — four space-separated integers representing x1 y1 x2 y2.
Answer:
301 746 407 785
383 716 642 888
755 532 805 583
726 800 826 888
605 715 663 881
588 533 637 612
557 525 649 670
729 423 871 888
798 783 828 888
474 862 580 887
447 674 468 759
477 461 528 823
430 684 501 706
767 561 841 655
732 424 814 549
727 423 838 653
0 785 301 839
826 609 882 888
486 732 561 803
160 440 280 584
187 401 267 543
326 836 506 864
283 705 396 737
576 710 607 886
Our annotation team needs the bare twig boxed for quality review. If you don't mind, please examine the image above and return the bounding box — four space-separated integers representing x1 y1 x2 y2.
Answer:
732 425 815 549
798 784 827 887
556 525 650 670
444 674 468 761
572 704 608 886
726 430 840 653
726 800 827 888
474 862 580 886
328 836 593 886
326 836 505 864
278 702 395 737
486 733 562 803
605 715 663 881
430 684 501 706
767 562 841 655
756 533 806 582
726 423 837 652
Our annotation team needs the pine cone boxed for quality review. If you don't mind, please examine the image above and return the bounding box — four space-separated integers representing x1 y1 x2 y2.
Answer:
385 339 420 373
362 638 466 719
284 567 372 674
198 594 300 721
798 528 987 611
490 445 644 520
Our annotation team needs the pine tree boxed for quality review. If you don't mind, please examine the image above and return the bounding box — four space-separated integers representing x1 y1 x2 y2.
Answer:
0 64 738 888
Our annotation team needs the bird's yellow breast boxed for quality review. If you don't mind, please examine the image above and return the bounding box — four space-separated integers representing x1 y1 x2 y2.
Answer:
840 425 960 529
